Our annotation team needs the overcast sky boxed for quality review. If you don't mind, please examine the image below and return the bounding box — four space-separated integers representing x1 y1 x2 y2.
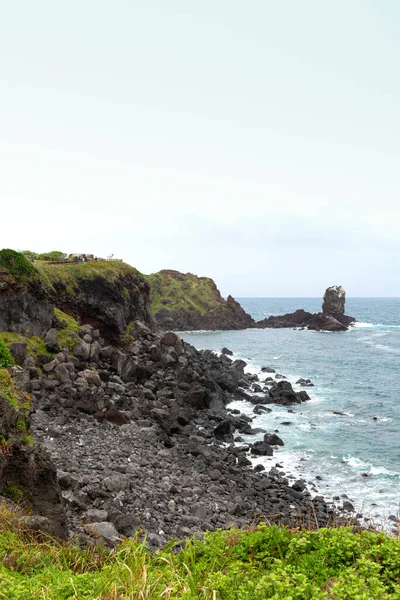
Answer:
1 1 400 296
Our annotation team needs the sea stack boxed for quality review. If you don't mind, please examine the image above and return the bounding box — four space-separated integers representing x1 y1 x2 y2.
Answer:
255 285 355 331
308 285 355 331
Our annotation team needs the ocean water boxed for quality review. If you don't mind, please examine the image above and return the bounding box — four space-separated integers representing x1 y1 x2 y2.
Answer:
181 298 400 526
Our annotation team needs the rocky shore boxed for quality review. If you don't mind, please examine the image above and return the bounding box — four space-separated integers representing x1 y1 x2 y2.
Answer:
0 251 355 549
148 269 355 333
8 322 338 547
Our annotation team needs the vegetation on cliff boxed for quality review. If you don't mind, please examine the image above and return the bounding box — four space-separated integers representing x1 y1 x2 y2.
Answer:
147 270 227 314
0 249 154 341
0 505 399 599
36 260 146 295
0 250 39 289
146 270 253 331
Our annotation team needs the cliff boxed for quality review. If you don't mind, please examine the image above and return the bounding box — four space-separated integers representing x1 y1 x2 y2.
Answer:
0 250 53 337
37 260 155 341
147 269 254 330
0 359 67 538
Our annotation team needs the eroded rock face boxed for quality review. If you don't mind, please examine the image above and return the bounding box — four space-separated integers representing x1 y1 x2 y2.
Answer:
0 368 67 538
0 280 53 337
322 285 346 319
51 273 155 341
148 270 254 331
155 298 254 331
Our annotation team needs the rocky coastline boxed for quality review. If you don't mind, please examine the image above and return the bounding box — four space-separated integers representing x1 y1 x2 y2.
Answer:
148 269 355 333
26 325 342 547
0 251 357 549
257 286 356 332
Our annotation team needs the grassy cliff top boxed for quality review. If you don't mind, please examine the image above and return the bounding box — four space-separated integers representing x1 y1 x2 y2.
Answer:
36 261 147 294
146 270 226 314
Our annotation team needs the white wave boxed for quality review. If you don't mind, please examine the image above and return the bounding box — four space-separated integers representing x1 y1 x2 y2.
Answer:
342 455 400 477
353 322 400 329
370 465 400 477
272 356 281 360
343 455 368 469
375 343 400 354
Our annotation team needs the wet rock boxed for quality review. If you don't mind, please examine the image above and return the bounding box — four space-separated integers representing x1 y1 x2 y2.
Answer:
264 433 284 446
253 405 272 415
261 366 275 373
249 441 273 456
221 347 233 356
296 378 314 387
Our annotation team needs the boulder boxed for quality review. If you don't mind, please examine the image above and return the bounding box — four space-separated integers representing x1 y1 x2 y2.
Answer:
44 328 60 353
249 441 273 456
81 369 102 387
307 313 347 332
84 521 121 545
264 433 284 446
221 347 233 356
268 381 310 406
160 332 183 355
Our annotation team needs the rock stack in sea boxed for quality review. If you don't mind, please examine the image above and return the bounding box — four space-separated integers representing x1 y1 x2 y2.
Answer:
256 285 355 331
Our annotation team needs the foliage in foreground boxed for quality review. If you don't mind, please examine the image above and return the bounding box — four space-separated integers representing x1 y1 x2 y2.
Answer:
0 504 400 599
0 340 14 368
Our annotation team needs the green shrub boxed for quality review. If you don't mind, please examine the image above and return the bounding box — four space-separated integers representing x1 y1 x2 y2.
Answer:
36 251 67 262
15 415 26 431
0 340 14 368
21 434 35 447
0 249 37 280
3 484 23 503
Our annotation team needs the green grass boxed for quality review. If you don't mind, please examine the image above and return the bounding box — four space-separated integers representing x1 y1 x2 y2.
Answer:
54 308 80 351
147 270 227 315
0 310 79 357
0 332 47 359
0 249 38 285
37 261 146 295
0 503 399 599
0 368 19 407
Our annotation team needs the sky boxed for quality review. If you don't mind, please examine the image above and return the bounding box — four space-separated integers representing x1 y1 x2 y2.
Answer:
1 0 400 297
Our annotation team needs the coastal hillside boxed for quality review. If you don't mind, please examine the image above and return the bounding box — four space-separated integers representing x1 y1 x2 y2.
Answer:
36 259 155 340
0 250 154 341
146 269 254 330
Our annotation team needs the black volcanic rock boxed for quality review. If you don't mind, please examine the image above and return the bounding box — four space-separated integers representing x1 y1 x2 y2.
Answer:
307 313 347 332
256 285 355 332
256 309 313 329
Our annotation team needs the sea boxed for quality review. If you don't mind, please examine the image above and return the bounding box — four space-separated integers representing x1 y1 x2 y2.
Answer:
181 298 400 527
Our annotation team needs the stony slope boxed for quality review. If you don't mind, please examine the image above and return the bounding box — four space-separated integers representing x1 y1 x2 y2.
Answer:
146 270 254 330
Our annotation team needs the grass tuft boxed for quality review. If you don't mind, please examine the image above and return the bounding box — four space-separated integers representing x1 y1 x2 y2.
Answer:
0 502 399 599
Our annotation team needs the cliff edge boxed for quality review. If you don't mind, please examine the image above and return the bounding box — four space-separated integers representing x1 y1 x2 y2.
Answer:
147 270 254 331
